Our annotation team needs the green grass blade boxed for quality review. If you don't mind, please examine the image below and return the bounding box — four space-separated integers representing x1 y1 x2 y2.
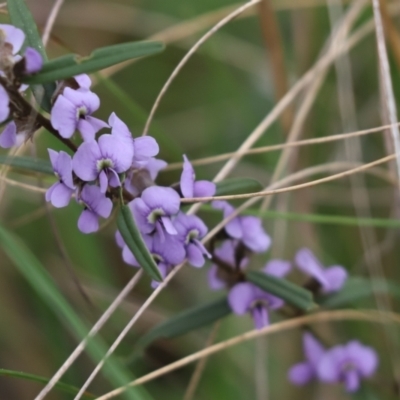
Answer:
117 205 162 282
0 223 151 400
247 271 316 311
23 41 165 85
0 155 53 175
0 369 95 399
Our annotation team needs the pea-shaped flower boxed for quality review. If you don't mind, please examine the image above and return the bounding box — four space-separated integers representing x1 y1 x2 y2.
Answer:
131 186 180 240
72 113 135 193
0 85 9 124
317 341 378 392
295 248 347 293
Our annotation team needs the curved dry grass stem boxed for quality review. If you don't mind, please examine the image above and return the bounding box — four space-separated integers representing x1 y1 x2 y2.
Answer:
96 309 400 400
165 123 396 170
33 270 143 400
180 154 397 203
372 0 400 181
42 0 65 47
141 0 262 136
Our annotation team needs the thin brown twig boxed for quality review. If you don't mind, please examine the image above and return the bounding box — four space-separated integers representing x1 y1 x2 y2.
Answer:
181 153 397 203
96 309 400 400
165 122 397 171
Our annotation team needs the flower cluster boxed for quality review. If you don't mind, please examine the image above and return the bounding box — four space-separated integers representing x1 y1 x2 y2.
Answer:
289 333 378 393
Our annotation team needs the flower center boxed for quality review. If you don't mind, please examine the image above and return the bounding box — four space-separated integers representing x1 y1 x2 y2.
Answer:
250 299 269 311
341 361 356 372
96 158 114 171
186 229 199 244
147 208 165 224
76 106 88 119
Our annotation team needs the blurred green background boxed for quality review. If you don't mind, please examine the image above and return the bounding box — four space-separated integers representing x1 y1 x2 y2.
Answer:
1 0 400 399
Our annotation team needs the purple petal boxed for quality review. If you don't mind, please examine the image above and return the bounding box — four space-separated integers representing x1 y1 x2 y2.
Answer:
48 148 59 170
78 210 99 233
133 136 159 161
0 85 10 124
317 347 345 382
187 243 205 268
115 230 125 248
180 155 195 198
51 95 78 138
122 245 140 267
193 180 216 197
55 151 75 189
264 259 291 278
228 282 256 315
98 134 134 173
303 332 325 368
153 232 185 265
74 74 92 89
212 201 243 239
107 168 121 188
63 87 100 113
109 112 131 138
99 170 108 193
323 266 348 293
144 158 167 180
344 370 360 393
208 265 226 290
288 362 314 385
131 198 153 234
295 248 329 288
72 140 101 181
346 341 378 377
0 121 16 148
0 24 25 54
80 184 112 218
252 306 269 329
24 47 42 74
48 182 73 208
77 116 107 142
241 216 271 253
160 216 177 235
45 183 56 203
141 186 181 216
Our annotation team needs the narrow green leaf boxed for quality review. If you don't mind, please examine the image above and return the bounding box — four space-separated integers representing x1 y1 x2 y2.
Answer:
247 271 316 311
117 205 163 281
137 297 231 350
320 277 400 308
215 178 263 196
0 369 95 399
0 224 151 400
7 0 55 111
23 41 165 85
351 385 380 400
0 155 53 174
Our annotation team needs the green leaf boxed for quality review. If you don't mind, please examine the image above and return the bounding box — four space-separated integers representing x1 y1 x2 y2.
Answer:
0 223 151 400
247 271 316 311
0 155 53 175
136 296 231 350
351 385 380 400
23 41 165 85
117 205 163 282
0 369 95 399
215 178 263 196
320 277 400 308
7 0 55 111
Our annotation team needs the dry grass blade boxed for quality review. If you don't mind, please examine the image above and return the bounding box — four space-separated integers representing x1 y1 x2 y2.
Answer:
95 309 400 400
42 0 65 47
141 0 262 136
34 270 143 400
180 154 397 203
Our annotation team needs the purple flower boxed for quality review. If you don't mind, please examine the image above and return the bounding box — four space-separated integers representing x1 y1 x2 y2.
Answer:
212 200 271 253
124 158 167 196
72 114 135 193
317 341 378 392
23 47 42 74
74 74 92 90
208 240 248 290
45 149 75 208
122 231 185 273
228 260 289 329
174 212 210 267
288 333 326 385
180 155 215 198
77 185 113 233
0 84 9 124
228 282 284 329
51 87 107 140
0 24 25 69
131 186 180 240
295 248 348 293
